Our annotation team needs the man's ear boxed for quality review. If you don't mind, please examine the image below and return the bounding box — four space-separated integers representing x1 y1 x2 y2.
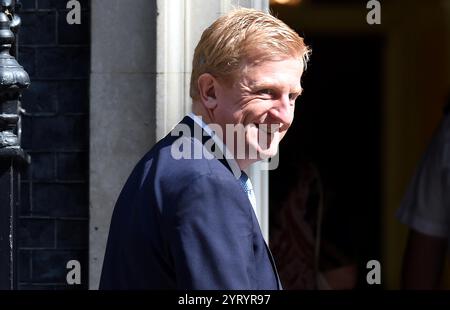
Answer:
197 73 218 110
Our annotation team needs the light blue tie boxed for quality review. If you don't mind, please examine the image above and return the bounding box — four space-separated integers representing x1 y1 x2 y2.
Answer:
239 172 256 212
239 172 282 289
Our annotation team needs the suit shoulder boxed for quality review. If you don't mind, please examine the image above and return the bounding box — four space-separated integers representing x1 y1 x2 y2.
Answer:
155 135 234 187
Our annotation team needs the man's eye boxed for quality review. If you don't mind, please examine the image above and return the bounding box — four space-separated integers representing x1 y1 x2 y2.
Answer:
258 89 273 96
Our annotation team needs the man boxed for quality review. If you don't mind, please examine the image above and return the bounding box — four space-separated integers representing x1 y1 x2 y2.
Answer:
397 98 450 289
100 8 310 289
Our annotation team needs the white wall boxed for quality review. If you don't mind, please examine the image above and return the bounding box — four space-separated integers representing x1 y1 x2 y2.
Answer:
89 0 157 289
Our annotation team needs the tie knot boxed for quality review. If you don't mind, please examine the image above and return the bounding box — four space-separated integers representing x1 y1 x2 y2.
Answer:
239 172 248 182
239 172 252 193
239 171 256 211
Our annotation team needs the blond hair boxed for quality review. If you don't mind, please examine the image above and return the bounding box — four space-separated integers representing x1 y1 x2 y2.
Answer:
190 8 310 101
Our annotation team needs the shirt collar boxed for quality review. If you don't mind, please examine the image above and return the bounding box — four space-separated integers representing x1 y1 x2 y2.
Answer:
188 112 241 179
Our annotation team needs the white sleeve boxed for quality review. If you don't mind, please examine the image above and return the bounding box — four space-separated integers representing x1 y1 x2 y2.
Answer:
396 117 450 240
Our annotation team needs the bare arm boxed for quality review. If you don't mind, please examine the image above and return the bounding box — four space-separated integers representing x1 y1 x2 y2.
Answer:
401 229 448 289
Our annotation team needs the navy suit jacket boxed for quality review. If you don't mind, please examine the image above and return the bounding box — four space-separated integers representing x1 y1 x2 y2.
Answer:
99 116 281 289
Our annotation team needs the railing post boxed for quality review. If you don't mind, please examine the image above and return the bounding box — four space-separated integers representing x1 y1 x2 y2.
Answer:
0 0 30 290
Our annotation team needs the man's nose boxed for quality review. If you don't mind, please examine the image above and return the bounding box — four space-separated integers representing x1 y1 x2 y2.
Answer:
271 94 293 124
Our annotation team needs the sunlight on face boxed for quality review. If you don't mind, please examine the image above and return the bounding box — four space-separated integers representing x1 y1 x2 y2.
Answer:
213 57 304 166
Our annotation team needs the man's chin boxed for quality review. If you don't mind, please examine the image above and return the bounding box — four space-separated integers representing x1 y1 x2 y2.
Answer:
256 145 279 160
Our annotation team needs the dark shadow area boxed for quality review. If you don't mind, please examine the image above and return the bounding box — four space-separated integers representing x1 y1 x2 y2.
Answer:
270 35 383 289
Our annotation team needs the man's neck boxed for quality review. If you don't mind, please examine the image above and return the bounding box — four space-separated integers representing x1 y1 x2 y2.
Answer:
191 102 214 124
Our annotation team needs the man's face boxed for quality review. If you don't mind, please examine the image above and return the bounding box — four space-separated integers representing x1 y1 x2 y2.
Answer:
213 57 304 163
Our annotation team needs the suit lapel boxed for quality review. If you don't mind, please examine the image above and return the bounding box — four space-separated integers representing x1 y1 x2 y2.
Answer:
263 241 283 290
248 202 283 290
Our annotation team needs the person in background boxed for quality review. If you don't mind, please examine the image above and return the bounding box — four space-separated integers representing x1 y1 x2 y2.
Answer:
270 162 358 289
397 96 450 289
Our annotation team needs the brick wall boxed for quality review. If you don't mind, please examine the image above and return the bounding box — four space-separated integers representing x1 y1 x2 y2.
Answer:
17 0 90 289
